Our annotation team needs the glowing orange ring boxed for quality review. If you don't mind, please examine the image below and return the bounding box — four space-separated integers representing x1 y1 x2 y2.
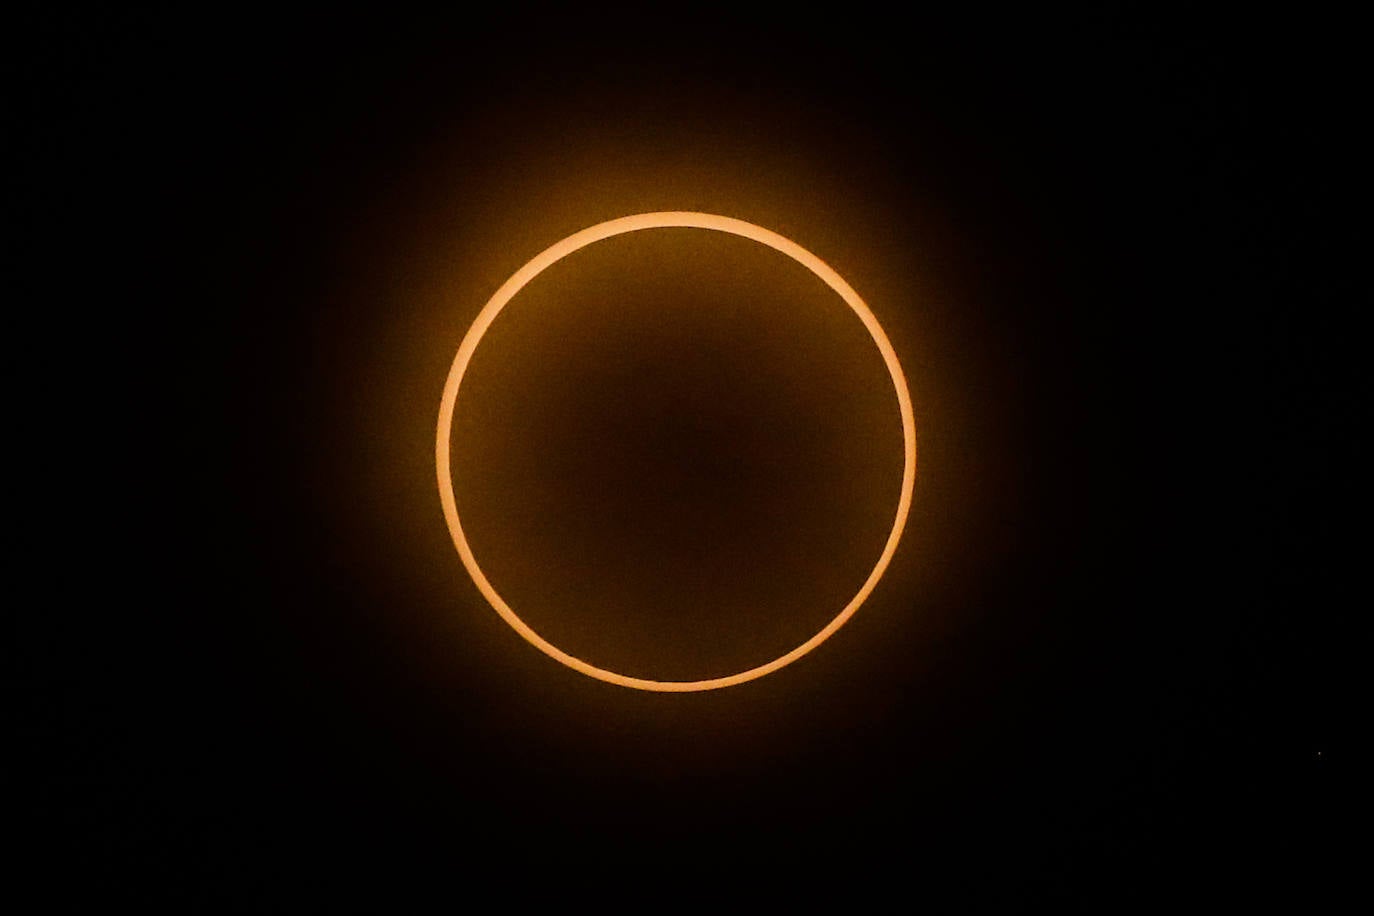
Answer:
437 212 916 691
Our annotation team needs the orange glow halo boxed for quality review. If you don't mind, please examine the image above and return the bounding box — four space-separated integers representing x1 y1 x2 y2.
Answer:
437 212 916 691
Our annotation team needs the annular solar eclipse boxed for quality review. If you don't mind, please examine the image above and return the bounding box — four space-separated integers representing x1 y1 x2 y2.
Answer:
437 212 917 691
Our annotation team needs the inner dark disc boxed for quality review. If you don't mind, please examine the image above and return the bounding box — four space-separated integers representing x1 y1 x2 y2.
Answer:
449 227 904 682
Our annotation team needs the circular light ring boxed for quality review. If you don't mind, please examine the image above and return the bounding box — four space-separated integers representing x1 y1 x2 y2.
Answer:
437 212 916 692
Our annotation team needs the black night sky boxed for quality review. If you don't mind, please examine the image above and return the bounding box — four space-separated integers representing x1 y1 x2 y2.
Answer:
19 7 1349 909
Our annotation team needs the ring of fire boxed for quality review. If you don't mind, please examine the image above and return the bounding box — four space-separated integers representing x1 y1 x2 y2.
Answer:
437 212 917 691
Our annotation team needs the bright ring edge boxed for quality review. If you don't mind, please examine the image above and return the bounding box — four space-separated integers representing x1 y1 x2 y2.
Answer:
436 211 917 692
